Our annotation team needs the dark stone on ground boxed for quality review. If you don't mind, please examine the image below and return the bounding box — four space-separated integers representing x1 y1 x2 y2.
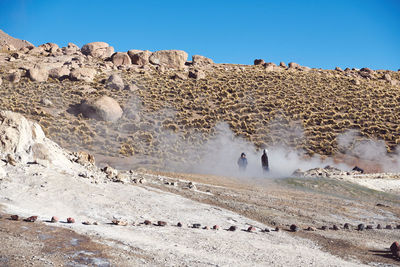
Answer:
24 216 38 222
10 215 19 221
192 223 201 229
357 224 365 231
157 221 167 226
228 226 237 231
290 224 298 232
144 220 152 225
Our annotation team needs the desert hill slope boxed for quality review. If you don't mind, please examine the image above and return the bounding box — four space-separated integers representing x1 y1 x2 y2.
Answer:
0 29 399 173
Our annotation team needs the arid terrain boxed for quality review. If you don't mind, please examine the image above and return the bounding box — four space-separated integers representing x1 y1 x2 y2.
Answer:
1 29 400 266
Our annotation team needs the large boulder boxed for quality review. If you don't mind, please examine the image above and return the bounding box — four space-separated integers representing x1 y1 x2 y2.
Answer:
81 42 114 59
28 65 49 82
106 74 124 90
192 55 213 67
128 50 152 66
49 67 70 80
149 50 188 69
70 68 97 82
111 52 131 66
0 110 71 168
38 42 59 53
80 96 123 122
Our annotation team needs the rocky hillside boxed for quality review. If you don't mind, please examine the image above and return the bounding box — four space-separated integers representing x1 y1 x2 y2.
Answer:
0 30 399 170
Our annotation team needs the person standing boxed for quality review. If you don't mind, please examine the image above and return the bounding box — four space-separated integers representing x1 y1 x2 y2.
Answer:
237 152 248 171
261 149 269 172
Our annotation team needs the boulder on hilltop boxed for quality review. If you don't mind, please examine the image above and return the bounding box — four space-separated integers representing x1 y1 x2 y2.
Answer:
111 52 131 66
80 95 123 122
81 42 114 59
192 55 213 67
149 50 188 69
128 50 152 66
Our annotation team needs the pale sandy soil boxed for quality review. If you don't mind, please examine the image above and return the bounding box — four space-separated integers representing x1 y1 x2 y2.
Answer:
0 161 374 266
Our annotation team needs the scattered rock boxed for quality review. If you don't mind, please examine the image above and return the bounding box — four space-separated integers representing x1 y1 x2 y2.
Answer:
264 62 276 72
366 225 373 230
149 50 188 69
275 227 280 232
247 226 256 232
188 182 196 189
212 225 220 230
81 42 114 59
39 42 59 52
144 220 152 225
254 59 265 65
386 224 393 230
67 217 75 223
383 73 392 81
0 77 2 86
352 166 364 173
351 79 361 85
51 216 59 223
24 216 38 222
74 151 95 166
192 223 201 229
80 95 123 122
290 224 298 232
203 226 210 230
263 228 271 232
279 62 287 68
306 226 316 231
106 74 125 90
102 166 118 178
332 225 339 231
7 71 21 83
357 224 365 231
40 98 53 107
128 50 152 66
7 154 17 166
28 65 49 82
177 222 182 227
157 221 167 226
321 226 328 230
377 224 382 229
228 225 237 231
124 83 140 91
288 62 300 69
111 52 131 66
70 67 97 82
188 69 206 80
192 55 213 67
343 223 350 229
49 67 70 80
82 221 91 225
112 219 128 226
396 225 400 229
171 72 188 80
335 67 343 72
10 215 19 221
390 242 400 258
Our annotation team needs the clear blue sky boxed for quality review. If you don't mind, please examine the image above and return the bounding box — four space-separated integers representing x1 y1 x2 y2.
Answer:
1 0 399 70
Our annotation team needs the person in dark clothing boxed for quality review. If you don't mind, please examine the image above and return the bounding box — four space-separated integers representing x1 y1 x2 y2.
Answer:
238 152 248 171
261 149 269 172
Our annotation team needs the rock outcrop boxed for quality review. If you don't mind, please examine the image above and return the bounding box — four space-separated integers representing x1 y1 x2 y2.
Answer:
80 95 123 122
128 50 152 66
149 50 188 69
192 55 213 67
0 110 71 167
70 68 97 82
106 74 125 90
28 65 49 82
81 42 114 59
111 52 131 66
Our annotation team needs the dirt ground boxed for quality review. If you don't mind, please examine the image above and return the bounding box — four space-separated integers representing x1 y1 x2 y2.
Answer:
1 167 400 266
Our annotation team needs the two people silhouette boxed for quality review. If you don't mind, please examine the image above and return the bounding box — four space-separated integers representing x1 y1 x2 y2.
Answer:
237 149 269 172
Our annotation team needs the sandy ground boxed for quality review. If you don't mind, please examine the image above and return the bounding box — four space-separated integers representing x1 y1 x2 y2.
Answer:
0 161 373 266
